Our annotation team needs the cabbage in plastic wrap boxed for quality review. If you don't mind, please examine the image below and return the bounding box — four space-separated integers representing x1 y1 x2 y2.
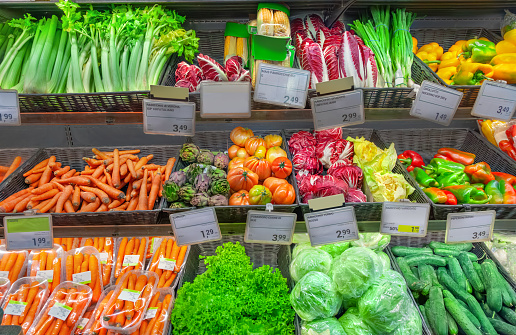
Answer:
328 247 383 305
351 233 390 252
292 243 313 260
301 318 347 335
290 248 332 282
392 304 422 335
290 271 342 321
377 251 391 271
338 307 373 335
316 242 350 258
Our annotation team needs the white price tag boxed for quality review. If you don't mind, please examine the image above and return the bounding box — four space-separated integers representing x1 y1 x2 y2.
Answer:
304 207 359 247
118 289 141 303
170 207 221 247
380 202 430 237
446 211 495 243
200 82 251 118
254 63 310 108
143 99 195 136
48 302 73 321
244 211 296 244
72 271 91 285
157 258 176 271
145 307 159 320
410 80 463 126
99 252 109 265
77 318 89 330
0 271 9 279
122 255 140 267
4 300 27 316
36 270 54 283
151 238 162 254
311 90 365 130
0 90 20 126
4 215 53 251
471 81 516 121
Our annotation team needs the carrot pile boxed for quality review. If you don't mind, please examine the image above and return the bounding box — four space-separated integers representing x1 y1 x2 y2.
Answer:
82 237 114 287
0 249 27 283
147 237 187 288
1 279 48 333
65 247 102 304
28 248 62 292
0 148 176 213
28 284 91 335
114 237 147 284
101 271 158 332
0 156 22 183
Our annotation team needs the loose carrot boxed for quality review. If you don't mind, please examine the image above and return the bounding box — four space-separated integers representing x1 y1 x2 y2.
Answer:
55 176 92 186
112 149 121 189
61 169 77 179
127 197 138 211
120 163 128 177
87 177 125 200
111 202 129 211
141 164 161 170
23 158 50 177
104 170 113 188
4 156 22 179
138 169 149 210
164 157 176 181
49 162 62 172
147 171 161 210
39 192 62 213
32 189 59 201
39 166 53 187
78 198 101 212
79 186 109 204
80 191 97 203
0 192 33 213
91 165 105 179
13 194 33 213
32 183 55 195
126 159 137 179
83 157 103 167
95 204 108 212
32 198 52 211
92 148 110 160
64 200 75 213
54 166 71 177
25 172 43 185
51 181 65 191
56 185 73 213
72 186 81 208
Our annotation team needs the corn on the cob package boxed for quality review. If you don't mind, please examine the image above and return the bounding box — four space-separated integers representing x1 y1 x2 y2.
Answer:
224 22 250 66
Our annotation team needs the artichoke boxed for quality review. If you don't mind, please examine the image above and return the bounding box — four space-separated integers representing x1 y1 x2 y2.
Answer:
197 149 215 165
180 143 200 163
169 202 190 209
179 185 195 202
209 179 230 196
182 163 204 183
213 152 229 170
162 181 180 202
194 173 211 193
207 167 227 181
208 194 229 206
191 192 209 207
169 171 187 187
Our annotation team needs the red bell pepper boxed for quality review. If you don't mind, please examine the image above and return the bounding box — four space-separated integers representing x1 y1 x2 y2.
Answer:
506 125 516 146
442 190 458 205
499 140 516 161
493 172 516 186
433 154 454 161
398 150 424 172
437 148 476 165
464 162 495 184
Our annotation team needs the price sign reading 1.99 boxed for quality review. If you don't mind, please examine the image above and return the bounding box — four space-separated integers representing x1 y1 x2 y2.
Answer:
471 81 516 121
0 90 20 126
4 215 53 251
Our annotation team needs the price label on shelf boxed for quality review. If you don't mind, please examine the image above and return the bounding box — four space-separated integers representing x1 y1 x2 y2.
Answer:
0 90 20 126
244 210 297 245
311 90 365 130
254 63 310 108
410 80 463 126
200 81 251 118
4 215 53 251
169 207 221 247
380 202 430 237
445 211 495 243
143 98 195 136
471 81 516 121
304 207 359 247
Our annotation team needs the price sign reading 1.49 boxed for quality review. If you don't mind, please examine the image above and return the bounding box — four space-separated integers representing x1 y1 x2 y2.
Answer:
311 90 365 130
410 81 463 126
304 207 359 247
244 211 297 245
445 211 496 243
471 81 516 121
4 215 53 251
143 99 195 136
169 207 222 246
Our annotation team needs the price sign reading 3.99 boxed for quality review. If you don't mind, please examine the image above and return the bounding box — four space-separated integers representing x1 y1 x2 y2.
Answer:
471 81 516 121
304 207 359 247
311 90 365 130
169 207 222 246
4 215 53 251
445 211 495 243
244 211 297 245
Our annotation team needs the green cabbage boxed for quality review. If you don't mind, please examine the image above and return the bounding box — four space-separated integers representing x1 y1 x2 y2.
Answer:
338 308 373 335
301 318 347 335
392 305 422 335
328 247 383 304
351 233 390 251
377 251 391 271
292 243 313 259
290 271 342 321
317 242 350 258
290 248 332 282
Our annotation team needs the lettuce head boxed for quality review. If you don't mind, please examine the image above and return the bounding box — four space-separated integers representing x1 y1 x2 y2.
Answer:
338 307 373 335
290 248 333 282
301 318 347 335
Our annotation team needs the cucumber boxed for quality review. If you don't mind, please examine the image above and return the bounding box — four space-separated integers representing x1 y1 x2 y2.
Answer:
438 267 470 303
442 290 480 328
465 294 498 335
493 265 516 306
499 306 516 326
456 297 469 310
482 260 503 312
429 241 473 252
406 254 447 267
419 264 434 295
411 266 419 278
420 304 430 327
482 302 503 321
473 290 484 302
458 252 484 293
448 257 467 291
472 262 486 287
396 257 426 291
434 248 478 261
391 245 434 257
489 317 516 334
428 286 448 335
444 297 483 335
428 265 443 289
447 311 459 335
466 279 473 294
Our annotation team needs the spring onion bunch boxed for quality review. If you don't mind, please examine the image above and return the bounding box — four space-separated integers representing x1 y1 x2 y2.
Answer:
0 0 199 93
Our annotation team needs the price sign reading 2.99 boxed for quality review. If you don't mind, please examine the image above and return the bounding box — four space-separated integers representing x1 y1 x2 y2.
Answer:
169 207 222 247
311 90 365 130
304 207 359 247
4 215 53 251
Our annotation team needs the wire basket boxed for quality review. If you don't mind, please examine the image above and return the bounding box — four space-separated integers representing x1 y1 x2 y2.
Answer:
283 128 428 221
0 145 180 226
376 128 516 219
0 148 40 188
160 130 298 223
411 27 510 108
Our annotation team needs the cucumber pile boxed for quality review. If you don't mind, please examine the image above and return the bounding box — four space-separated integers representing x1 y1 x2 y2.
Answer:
392 242 516 335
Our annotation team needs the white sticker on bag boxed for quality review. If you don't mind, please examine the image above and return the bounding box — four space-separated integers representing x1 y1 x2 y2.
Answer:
145 307 158 320
118 289 141 303
36 270 54 283
99 252 109 265
48 302 73 321
77 317 89 330
122 255 140 267
72 271 92 285
4 300 27 316
158 258 176 271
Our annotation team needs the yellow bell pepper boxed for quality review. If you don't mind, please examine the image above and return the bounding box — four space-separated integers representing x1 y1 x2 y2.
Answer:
438 52 460 69
436 67 457 85
416 51 440 71
412 37 418 54
490 53 516 66
492 64 516 84
448 40 467 54
496 40 516 54
418 43 443 59
504 29 516 44
479 119 506 146
453 62 494 85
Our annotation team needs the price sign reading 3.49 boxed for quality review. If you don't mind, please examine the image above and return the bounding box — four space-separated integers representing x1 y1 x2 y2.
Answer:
304 207 359 247
143 99 195 136
446 211 495 243
311 90 365 130
471 81 516 121
169 207 222 246
4 215 53 251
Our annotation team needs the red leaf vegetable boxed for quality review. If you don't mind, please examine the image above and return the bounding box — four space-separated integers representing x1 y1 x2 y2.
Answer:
328 162 363 189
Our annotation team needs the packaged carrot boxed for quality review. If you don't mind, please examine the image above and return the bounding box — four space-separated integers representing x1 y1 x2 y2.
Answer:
58 238 82 252
138 287 174 335
74 308 93 335
147 237 189 289
65 247 103 304
0 247 28 284
112 237 148 285
146 237 161 260
1 277 49 334
0 277 10 304
100 270 158 334
27 281 92 335
81 237 115 288
27 244 64 293
81 286 115 335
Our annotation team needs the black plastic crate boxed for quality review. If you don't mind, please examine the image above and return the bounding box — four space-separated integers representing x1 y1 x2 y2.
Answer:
0 148 40 188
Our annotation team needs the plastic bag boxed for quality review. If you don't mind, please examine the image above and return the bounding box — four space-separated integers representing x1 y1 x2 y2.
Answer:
301 317 346 335
28 281 92 335
338 307 373 335
80 237 115 287
502 10 516 37
392 304 423 335
316 242 350 259
28 244 65 293
1 277 49 333
141 287 175 335
290 271 342 321
65 247 103 304
113 237 148 284
377 251 391 271
56 238 82 252
257 4 290 37
147 237 189 289
81 286 115 335
351 233 391 251
290 248 332 282
74 309 93 335
0 247 28 284
292 243 312 259
100 270 158 334
0 277 10 306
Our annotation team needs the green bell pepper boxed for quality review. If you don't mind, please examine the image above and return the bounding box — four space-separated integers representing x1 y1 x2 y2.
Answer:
443 185 492 204
411 167 439 187
462 39 497 64
424 158 465 175
470 183 485 189
435 172 470 187
485 180 504 204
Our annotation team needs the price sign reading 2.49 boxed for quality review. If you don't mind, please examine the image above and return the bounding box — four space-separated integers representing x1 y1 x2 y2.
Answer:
169 207 222 247
4 215 53 251
311 90 365 130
